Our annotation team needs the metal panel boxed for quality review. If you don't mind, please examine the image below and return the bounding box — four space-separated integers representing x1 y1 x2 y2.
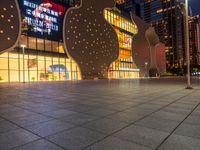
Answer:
156 43 166 75
131 13 151 76
145 26 159 77
63 0 119 79
0 0 21 54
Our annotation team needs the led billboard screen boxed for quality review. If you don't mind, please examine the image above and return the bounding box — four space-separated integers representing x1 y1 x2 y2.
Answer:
19 0 67 41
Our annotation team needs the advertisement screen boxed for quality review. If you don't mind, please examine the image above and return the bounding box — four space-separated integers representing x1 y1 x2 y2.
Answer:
19 0 67 41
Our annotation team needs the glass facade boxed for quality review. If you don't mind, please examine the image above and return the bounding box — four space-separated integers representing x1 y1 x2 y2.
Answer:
0 35 81 83
104 9 139 79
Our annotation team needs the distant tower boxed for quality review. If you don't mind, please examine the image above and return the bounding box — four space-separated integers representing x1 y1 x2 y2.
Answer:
143 0 185 74
188 15 200 66
116 0 142 17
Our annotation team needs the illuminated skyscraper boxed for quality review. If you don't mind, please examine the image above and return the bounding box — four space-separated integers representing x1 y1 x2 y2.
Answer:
116 0 142 17
188 15 200 67
143 0 185 74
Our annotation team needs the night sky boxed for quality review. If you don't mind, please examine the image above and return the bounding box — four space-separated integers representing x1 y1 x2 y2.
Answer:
190 0 200 16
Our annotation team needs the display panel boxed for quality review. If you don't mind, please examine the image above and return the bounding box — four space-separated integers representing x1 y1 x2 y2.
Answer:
19 0 67 41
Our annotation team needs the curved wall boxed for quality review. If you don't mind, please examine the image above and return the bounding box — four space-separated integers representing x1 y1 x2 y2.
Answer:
131 13 150 76
0 0 21 54
63 0 119 79
131 13 166 77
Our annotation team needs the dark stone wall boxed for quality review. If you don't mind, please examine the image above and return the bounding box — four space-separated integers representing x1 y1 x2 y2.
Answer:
0 0 21 54
63 0 119 79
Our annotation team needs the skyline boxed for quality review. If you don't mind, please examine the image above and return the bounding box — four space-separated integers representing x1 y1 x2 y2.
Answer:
190 0 200 16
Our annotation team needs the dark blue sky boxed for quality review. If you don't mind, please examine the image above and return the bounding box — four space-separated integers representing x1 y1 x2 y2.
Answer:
190 1 200 16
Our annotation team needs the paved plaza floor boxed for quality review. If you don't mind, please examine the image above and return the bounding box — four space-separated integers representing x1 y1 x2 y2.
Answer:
0 77 200 150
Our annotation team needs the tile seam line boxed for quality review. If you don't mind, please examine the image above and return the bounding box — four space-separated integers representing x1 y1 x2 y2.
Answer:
0 115 70 150
81 89 196 150
8 138 66 150
68 88 186 128
5 87 183 130
155 92 200 150
0 87 192 150
0 87 187 142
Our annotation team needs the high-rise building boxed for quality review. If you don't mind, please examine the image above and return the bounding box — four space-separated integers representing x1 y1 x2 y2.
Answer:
188 15 200 67
143 0 185 73
116 0 142 17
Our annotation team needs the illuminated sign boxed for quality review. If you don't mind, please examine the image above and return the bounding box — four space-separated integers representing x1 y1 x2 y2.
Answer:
19 0 67 41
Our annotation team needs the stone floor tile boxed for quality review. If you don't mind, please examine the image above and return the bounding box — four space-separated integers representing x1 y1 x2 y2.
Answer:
29 106 60 113
106 112 144 123
9 114 53 127
0 129 40 150
113 125 169 149
82 118 128 134
158 134 200 150
60 113 98 125
12 139 64 150
66 105 97 113
43 109 77 118
150 111 187 122
136 103 163 111
103 103 137 111
24 119 74 137
161 106 191 115
0 78 199 149
184 114 200 125
84 108 117 117
167 103 196 111
85 136 153 150
47 127 105 150
0 119 19 133
0 110 37 120
135 116 180 132
0 104 24 113
148 101 170 106
123 108 155 116
174 123 200 139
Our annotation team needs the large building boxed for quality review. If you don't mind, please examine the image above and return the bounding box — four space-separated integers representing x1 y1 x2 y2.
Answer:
143 0 185 74
116 0 142 17
0 0 142 82
188 15 200 68
104 9 140 79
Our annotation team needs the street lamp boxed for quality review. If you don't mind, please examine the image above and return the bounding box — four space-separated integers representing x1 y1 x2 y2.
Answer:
20 44 26 83
145 62 148 78
185 0 192 89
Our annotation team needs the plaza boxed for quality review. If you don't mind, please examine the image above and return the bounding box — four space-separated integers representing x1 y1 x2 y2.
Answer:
0 77 200 150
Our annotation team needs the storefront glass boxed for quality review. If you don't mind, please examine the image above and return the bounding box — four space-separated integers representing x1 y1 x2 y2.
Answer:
104 9 140 79
0 35 81 83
